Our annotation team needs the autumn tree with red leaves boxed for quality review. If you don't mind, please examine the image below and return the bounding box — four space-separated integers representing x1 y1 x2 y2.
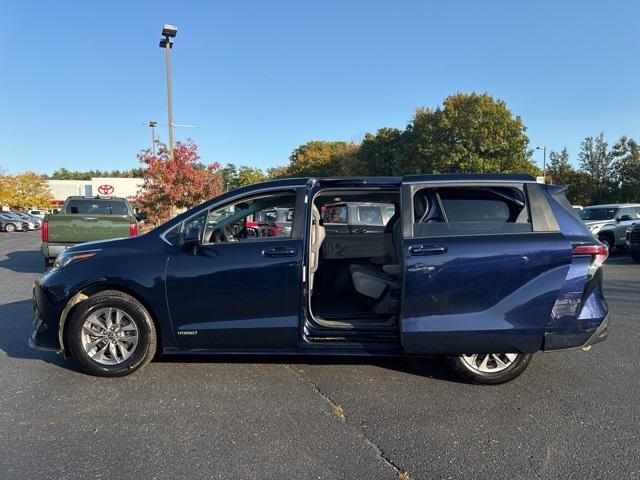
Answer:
135 140 223 225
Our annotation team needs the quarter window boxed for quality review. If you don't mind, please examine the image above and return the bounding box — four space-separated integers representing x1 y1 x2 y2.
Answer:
413 186 532 237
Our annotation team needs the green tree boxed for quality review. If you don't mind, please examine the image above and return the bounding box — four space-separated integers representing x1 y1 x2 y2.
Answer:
354 127 406 176
578 133 615 204
287 141 358 177
547 148 574 186
0 172 53 208
266 165 290 179
611 136 640 202
405 92 536 174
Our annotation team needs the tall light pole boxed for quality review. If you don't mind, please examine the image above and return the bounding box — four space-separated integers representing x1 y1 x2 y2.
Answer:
148 120 157 156
535 146 547 183
159 24 177 160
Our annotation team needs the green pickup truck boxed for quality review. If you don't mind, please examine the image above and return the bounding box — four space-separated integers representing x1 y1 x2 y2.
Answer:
42 196 140 268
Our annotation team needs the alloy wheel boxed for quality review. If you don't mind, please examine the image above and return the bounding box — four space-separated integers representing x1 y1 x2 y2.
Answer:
81 307 139 365
5 223 16 232
460 353 518 373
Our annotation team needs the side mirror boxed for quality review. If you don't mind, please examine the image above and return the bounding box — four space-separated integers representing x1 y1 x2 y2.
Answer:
618 215 632 222
183 225 202 250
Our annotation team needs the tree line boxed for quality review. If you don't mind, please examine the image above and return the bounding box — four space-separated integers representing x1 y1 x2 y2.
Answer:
3 92 638 211
222 92 640 205
547 135 640 205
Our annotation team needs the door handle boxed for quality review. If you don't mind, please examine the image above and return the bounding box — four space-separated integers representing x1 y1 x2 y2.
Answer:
262 247 298 257
408 244 448 256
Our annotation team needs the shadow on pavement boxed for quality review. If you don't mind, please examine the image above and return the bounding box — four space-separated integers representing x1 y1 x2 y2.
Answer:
157 352 463 383
1 296 462 382
0 250 44 274
0 298 79 371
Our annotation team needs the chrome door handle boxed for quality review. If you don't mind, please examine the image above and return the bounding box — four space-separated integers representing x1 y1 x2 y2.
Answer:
408 244 447 256
262 247 298 257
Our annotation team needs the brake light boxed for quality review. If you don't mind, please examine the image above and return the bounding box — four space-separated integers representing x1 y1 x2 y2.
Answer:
42 220 48 242
129 223 139 236
573 244 608 269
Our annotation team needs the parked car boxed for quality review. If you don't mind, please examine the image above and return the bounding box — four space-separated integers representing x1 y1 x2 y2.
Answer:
30 174 609 384
41 196 139 269
627 223 640 262
578 204 640 251
0 216 29 232
11 211 42 229
0 213 30 232
28 209 47 220
1 212 38 230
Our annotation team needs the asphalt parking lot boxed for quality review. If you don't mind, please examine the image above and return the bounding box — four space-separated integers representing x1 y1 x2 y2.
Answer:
0 231 638 480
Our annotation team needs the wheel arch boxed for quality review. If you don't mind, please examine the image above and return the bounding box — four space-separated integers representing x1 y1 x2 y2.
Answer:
59 284 163 356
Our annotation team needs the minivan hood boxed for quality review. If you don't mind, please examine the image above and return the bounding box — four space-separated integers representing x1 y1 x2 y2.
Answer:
65 235 138 253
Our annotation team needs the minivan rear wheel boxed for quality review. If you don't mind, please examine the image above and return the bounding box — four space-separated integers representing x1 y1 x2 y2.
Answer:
445 353 533 384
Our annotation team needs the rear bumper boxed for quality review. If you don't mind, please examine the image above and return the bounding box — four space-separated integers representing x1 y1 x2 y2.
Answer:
580 313 609 350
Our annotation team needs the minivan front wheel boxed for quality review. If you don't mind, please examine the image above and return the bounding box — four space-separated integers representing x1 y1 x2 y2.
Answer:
66 290 157 377
445 353 533 384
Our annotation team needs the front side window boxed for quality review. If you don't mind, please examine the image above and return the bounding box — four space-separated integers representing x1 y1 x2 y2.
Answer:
413 186 532 237
203 191 296 243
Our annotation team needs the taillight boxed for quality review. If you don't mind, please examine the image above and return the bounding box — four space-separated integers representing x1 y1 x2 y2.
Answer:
129 223 139 236
573 244 608 269
42 220 48 242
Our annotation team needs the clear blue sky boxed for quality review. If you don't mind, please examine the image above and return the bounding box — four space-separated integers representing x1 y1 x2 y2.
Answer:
2 0 638 175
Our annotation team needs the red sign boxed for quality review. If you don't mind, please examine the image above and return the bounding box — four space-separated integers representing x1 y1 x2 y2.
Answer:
98 184 115 195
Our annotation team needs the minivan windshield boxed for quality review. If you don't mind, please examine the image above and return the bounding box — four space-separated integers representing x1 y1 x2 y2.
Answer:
579 208 617 221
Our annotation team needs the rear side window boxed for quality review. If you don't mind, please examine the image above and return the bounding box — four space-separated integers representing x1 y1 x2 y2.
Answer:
413 186 532 237
66 199 129 215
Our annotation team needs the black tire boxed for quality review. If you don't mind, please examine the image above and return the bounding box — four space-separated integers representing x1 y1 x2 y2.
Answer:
66 290 157 377
4 223 16 232
598 234 615 254
444 353 533 385
632 252 640 263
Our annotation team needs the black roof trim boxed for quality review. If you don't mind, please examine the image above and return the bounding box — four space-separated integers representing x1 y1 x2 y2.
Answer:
402 173 536 182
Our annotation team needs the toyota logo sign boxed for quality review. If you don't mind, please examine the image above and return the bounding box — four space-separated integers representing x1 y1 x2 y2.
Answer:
98 184 115 195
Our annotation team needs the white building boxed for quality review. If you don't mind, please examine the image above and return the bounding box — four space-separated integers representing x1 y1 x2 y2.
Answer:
48 177 144 205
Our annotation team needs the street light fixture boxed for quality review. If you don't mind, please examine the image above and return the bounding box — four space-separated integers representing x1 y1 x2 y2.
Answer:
159 24 177 160
148 120 158 156
535 146 547 183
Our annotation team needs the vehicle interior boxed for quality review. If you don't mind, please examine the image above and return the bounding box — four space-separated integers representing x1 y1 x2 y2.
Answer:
306 185 531 340
308 189 402 336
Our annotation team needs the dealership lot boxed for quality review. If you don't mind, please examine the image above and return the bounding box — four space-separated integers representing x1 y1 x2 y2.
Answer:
0 231 638 479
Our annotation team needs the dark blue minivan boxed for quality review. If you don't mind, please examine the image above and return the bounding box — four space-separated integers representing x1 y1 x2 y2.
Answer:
30 174 609 384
